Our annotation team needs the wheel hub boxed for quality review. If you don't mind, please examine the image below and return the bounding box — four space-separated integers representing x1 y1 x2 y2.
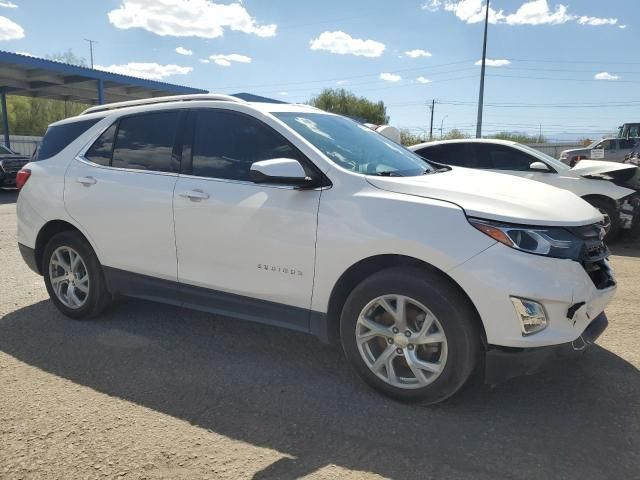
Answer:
393 334 409 348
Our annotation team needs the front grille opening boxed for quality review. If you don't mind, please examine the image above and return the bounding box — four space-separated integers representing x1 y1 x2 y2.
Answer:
584 259 615 290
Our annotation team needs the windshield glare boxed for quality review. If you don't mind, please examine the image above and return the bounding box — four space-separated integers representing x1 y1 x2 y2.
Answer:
274 112 431 176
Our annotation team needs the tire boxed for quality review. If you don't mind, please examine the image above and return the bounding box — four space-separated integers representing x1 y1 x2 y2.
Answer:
340 267 481 404
586 198 619 242
42 231 112 319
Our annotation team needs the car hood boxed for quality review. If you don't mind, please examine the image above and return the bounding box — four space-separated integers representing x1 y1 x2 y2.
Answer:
570 159 637 178
561 147 588 156
366 167 602 227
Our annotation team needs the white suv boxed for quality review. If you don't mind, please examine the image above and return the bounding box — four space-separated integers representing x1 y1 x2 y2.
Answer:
16 94 616 403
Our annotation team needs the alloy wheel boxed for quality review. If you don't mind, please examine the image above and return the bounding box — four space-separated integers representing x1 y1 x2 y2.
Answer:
49 246 90 309
355 294 448 389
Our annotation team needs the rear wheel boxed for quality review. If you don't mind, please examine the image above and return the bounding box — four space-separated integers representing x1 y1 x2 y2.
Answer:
43 231 112 319
585 198 619 242
340 267 481 404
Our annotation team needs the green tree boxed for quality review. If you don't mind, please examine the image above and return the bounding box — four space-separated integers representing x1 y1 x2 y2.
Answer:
399 129 425 146
308 88 389 124
492 131 547 143
442 129 470 140
45 49 88 67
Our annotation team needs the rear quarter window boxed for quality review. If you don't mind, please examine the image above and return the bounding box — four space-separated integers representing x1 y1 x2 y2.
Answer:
35 118 101 161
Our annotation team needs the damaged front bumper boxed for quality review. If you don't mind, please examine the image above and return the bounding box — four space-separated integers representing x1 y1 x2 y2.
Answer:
484 311 608 385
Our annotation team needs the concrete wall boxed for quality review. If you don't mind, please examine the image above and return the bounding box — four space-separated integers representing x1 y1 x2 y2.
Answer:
525 142 583 159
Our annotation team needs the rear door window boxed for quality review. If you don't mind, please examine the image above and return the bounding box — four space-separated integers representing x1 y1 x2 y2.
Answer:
35 118 101 161
112 111 180 172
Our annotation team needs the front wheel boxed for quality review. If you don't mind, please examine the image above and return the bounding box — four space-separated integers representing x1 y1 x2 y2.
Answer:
43 231 112 319
340 267 481 404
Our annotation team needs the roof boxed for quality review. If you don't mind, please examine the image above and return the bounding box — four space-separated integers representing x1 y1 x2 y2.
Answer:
0 50 207 104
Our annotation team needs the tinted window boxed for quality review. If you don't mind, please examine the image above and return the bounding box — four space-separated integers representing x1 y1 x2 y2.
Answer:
35 118 100 161
619 139 633 149
85 123 117 166
0 145 13 155
191 110 302 181
425 144 473 167
112 111 180 172
474 144 535 171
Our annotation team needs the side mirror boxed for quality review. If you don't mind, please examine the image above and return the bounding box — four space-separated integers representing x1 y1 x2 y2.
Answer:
250 158 313 187
529 161 550 172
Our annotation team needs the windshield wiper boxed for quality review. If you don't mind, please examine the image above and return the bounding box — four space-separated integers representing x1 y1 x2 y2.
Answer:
371 171 402 177
423 166 450 175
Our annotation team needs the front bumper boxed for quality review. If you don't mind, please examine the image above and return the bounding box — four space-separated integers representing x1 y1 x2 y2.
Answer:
485 311 608 384
448 242 616 348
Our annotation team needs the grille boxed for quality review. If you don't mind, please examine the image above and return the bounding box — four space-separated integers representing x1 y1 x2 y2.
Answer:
0 158 28 173
570 223 615 290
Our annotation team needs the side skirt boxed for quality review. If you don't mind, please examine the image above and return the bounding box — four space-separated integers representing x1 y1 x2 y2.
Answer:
102 266 324 335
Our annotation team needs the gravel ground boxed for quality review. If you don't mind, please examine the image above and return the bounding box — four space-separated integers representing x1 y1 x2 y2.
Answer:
1 190 639 480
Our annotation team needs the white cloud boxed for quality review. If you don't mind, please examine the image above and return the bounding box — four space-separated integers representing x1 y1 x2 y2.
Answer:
380 72 401 82
405 49 432 58
421 0 442 11
619 25 627 29
95 62 192 80
309 31 385 57
416 76 432 84
0 1 18 8
578 16 617 26
175 46 192 56
108 0 277 39
594 72 619 81
336 80 349 85
209 53 251 67
431 0 618 27
475 58 510 67
199 58 210 64
0 15 23 39
279 91 288 96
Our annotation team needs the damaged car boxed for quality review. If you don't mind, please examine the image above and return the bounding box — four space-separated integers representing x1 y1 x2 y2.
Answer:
410 139 639 240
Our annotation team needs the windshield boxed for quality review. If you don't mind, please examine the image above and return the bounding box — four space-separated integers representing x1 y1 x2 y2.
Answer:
516 143 571 171
274 112 431 176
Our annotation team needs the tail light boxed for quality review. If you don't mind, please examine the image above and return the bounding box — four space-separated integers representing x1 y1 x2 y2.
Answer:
16 168 31 190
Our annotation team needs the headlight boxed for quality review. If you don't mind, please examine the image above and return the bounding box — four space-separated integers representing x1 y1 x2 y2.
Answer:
469 218 583 259
559 153 568 159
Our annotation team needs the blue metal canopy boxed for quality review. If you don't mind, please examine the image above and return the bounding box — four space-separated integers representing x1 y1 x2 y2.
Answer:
0 50 208 147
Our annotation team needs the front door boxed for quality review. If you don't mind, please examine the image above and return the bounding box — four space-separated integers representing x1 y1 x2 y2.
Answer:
173 109 322 330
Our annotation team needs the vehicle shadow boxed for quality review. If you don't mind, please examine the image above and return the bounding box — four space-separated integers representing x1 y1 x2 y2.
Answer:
1 299 638 479
0 189 18 205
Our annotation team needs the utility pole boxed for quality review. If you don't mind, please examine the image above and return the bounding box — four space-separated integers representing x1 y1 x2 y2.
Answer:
440 115 448 139
428 99 435 140
84 38 97 68
475 0 490 138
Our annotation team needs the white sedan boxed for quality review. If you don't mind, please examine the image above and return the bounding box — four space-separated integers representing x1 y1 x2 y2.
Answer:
410 139 638 240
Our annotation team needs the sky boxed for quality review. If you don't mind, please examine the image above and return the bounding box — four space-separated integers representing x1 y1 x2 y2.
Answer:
0 0 638 141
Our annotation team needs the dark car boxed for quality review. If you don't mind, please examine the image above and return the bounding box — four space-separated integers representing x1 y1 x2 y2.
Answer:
0 144 31 189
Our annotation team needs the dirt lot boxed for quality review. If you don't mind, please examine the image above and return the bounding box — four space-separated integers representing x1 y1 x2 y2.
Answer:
1 189 638 480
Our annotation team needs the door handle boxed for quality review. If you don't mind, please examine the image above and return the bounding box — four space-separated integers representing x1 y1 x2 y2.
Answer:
179 189 210 201
77 176 97 186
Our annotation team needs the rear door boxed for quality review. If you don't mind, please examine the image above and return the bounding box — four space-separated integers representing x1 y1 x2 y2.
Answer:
65 110 182 295
172 109 322 329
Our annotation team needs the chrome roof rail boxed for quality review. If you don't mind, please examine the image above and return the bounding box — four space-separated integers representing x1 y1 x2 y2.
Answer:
81 94 245 115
